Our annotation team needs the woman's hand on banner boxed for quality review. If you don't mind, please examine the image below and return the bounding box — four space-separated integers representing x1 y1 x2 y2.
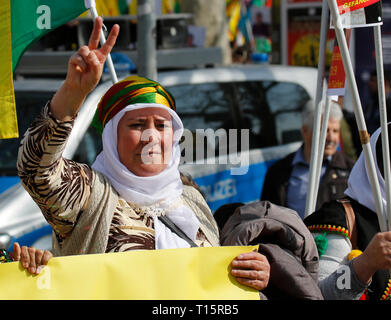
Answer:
230 250 270 291
11 242 53 275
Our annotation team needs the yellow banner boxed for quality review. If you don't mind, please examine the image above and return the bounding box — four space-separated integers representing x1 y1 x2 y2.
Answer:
0 0 18 139
0 246 259 300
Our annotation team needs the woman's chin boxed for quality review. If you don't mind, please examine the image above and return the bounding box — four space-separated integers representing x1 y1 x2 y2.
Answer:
130 163 168 177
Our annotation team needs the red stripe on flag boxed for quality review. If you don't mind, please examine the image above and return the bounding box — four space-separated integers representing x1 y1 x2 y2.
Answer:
337 0 380 14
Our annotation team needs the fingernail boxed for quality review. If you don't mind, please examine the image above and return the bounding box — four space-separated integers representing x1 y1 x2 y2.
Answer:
29 267 35 274
22 262 28 268
36 266 43 274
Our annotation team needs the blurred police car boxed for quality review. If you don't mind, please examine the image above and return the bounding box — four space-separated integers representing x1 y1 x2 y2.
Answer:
0 64 317 250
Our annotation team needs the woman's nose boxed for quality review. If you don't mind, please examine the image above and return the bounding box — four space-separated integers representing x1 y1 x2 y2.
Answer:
141 128 160 144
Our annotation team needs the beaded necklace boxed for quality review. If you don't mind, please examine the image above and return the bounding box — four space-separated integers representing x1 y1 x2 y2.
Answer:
127 197 184 219
0 249 12 263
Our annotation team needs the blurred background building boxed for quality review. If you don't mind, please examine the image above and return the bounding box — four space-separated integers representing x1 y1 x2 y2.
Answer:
14 0 391 109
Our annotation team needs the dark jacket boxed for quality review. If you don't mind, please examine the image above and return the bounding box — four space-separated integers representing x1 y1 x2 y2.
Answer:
219 200 323 300
304 198 390 300
260 148 355 211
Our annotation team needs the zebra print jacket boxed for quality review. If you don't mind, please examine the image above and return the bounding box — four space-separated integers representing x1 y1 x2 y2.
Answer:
17 103 219 256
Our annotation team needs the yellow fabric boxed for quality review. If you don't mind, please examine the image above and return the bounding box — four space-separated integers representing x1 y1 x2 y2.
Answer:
96 0 121 16
129 0 137 15
0 246 260 300
162 0 178 13
0 0 18 139
347 249 363 261
226 0 241 42
128 0 178 14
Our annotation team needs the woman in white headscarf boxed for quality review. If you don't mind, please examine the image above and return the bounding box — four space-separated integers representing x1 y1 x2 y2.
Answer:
17 17 270 292
304 124 391 300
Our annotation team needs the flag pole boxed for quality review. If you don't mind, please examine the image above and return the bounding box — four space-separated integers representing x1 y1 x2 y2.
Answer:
374 24 391 230
328 0 387 232
313 96 332 205
304 0 329 218
85 0 118 84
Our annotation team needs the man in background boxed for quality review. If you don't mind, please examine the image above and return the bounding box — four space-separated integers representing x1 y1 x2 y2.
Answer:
260 100 355 219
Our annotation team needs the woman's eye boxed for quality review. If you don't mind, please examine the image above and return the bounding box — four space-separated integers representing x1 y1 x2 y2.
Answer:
128 123 143 128
157 121 172 129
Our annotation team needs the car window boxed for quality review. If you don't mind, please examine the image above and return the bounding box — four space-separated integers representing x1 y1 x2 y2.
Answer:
168 82 238 162
266 81 310 144
0 91 52 176
168 82 238 131
169 80 310 162
235 81 277 149
237 80 310 147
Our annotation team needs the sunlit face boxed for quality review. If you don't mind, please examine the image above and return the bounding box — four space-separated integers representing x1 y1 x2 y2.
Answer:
323 117 341 157
117 108 174 177
302 117 341 160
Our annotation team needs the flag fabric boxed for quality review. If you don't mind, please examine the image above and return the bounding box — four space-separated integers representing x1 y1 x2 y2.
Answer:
128 0 180 14
0 0 16 139
0 0 88 139
331 0 382 28
94 0 121 16
226 0 242 43
327 29 351 96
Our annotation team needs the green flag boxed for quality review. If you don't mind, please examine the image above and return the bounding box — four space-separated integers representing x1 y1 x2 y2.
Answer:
1 0 88 139
11 0 88 72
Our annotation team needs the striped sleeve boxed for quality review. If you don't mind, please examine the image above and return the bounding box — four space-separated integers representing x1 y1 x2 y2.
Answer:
17 102 93 238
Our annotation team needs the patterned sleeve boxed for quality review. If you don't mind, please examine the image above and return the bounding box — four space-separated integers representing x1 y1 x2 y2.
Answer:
17 102 93 239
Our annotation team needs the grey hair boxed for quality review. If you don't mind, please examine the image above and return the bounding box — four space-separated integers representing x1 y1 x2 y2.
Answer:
302 99 343 130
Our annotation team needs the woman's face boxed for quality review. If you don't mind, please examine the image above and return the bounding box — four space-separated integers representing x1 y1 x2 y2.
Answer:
117 108 174 177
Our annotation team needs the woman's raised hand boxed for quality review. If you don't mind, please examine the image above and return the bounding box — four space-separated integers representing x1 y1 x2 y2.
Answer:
65 17 119 96
51 17 119 121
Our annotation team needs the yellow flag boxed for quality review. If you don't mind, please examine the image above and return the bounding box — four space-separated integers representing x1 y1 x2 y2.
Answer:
0 0 18 139
0 246 260 300
95 0 121 16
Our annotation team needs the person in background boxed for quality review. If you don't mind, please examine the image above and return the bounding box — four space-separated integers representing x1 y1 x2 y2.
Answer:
252 12 270 38
304 124 391 300
261 100 355 219
0 243 52 275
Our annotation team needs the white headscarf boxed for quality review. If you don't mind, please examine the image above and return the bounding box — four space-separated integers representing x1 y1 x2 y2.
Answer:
92 103 200 249
344 126 386 213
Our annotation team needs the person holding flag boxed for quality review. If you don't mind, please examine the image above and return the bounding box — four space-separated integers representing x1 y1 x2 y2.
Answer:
304 124 391 300
16 16 270 295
